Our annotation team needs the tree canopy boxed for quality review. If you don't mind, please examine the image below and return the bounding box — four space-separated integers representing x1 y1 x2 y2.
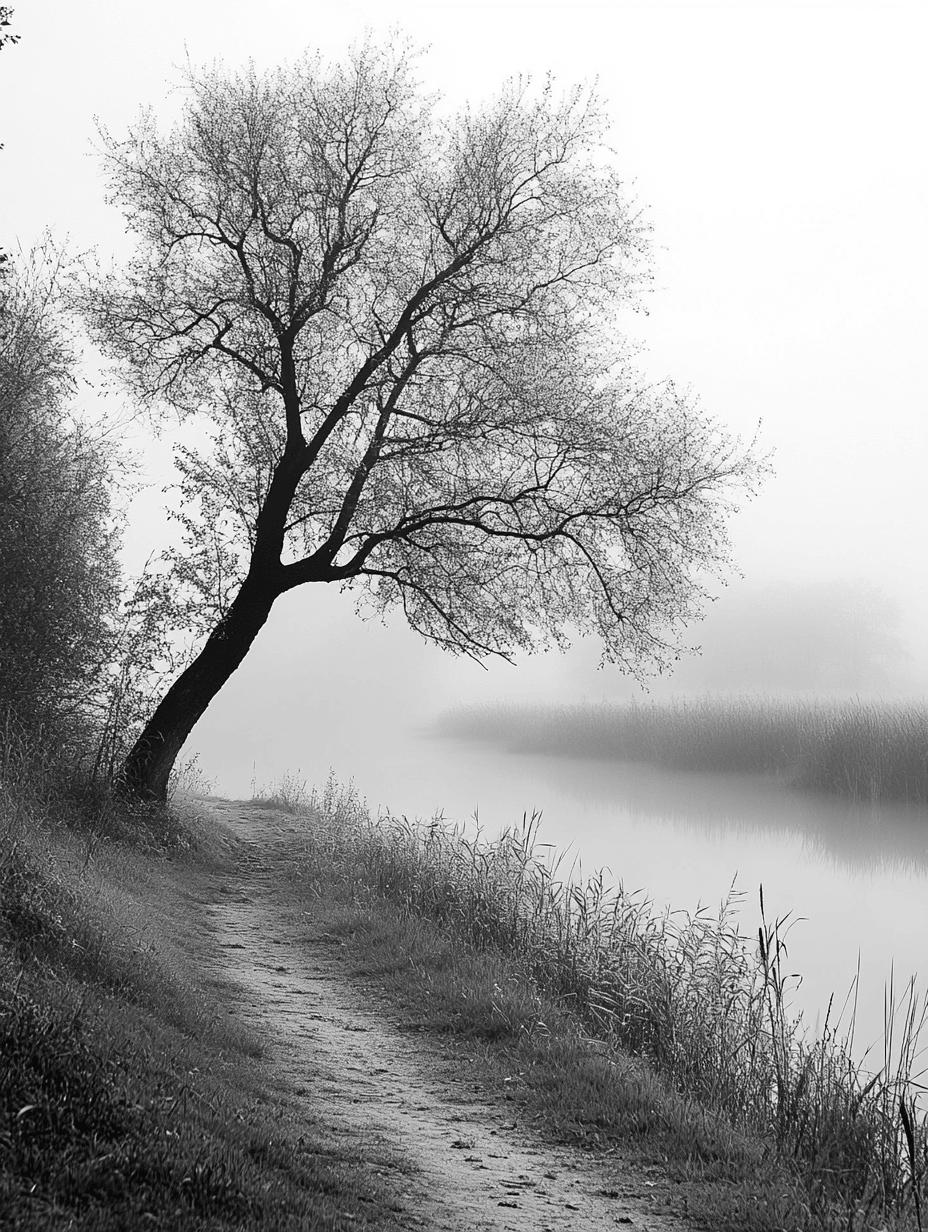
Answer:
83 40 763 799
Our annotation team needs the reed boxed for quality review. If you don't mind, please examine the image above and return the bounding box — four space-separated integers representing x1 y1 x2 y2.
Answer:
292 774 928 1230
437 695 928 805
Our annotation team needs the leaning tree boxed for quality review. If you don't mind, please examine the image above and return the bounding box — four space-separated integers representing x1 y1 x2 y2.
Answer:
84 41 763 801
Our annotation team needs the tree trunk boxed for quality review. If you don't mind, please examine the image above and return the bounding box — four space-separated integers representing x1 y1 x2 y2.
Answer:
119 577 279 802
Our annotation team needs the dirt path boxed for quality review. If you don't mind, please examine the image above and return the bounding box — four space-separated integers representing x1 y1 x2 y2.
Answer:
195 798 695 1232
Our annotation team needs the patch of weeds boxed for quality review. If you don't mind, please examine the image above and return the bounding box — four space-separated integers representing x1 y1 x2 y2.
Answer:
249 771 314 815
0 824 160 1001
62 775 200 853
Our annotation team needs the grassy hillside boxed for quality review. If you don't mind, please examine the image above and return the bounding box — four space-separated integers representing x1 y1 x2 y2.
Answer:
0 742 401 1230
437 695 928 806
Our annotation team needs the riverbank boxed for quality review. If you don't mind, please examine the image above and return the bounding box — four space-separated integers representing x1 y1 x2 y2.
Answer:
3 773 926 1229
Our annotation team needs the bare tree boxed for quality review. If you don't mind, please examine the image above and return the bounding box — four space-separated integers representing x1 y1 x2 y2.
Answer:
84 41 763 801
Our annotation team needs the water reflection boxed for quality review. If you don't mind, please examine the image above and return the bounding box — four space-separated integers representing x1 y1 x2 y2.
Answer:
509 753 928 875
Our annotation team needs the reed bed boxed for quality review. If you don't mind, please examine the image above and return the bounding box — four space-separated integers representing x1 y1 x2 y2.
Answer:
294 774 928 1231
437 696 928 806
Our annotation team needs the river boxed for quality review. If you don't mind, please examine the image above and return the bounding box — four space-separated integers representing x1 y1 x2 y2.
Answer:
310 726 928 1066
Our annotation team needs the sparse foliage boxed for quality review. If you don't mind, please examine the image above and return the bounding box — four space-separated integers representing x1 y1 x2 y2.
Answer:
0 5 19 175
84 39 764 799
0 6 17 53
91 564 197 781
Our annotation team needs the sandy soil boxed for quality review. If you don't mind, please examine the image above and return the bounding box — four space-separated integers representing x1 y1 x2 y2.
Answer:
194 798 697 1232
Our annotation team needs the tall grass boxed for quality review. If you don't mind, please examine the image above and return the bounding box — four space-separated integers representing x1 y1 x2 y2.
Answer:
294 775 928 1230
438 696 928 805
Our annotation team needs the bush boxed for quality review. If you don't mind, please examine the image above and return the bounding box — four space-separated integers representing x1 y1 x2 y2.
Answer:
0 246 121 754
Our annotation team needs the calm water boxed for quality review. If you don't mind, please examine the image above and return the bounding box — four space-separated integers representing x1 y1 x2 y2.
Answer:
325 728 928 1062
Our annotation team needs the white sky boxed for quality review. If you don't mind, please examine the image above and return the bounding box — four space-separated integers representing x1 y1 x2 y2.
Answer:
2 0 927 793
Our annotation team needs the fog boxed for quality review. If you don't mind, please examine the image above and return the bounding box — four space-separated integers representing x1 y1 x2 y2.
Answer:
2 0 927 801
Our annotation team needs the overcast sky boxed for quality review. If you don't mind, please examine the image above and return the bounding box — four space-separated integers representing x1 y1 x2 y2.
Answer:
2 0 926 798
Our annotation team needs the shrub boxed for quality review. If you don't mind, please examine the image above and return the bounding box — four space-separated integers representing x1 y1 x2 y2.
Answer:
0 245 121 755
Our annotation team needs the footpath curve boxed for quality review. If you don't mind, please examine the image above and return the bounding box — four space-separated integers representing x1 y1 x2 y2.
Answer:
194 797 696 1232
